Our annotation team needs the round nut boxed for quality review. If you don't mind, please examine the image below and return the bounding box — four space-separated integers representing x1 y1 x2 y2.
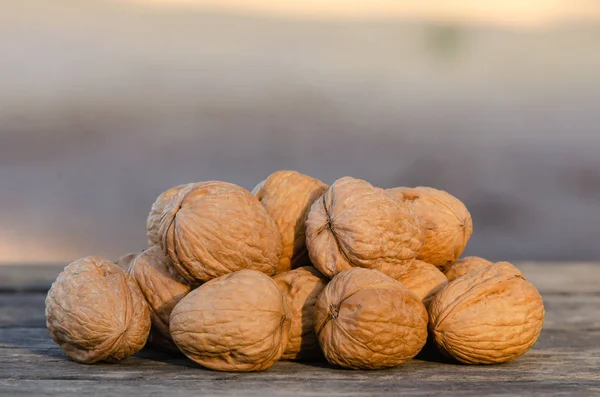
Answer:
45 256 151 363
315 268 428 369
306 177 423 279
129 246 191 346
445 256 493 281
147 183 192 247
253 170 328 273
389 186 472 271
396 260 448 306
159 181 283 284
114 252 138 271
429 262 545 364
170 269 291 372
273 266 328 361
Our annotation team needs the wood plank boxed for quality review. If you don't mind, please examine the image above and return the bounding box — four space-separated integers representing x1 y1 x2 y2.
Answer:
0 263 599 396
1 378 598 397
1 333 599 383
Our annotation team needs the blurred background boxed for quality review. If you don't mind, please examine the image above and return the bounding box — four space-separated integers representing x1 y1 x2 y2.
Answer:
2 0 600 265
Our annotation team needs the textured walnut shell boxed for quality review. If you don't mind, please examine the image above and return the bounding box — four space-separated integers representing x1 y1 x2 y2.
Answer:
129 246 191 345
253 170 328 274
45 257 151 364
315 268 428 369
445 256 493 282
389 186 472 271
159 181 283 283
306 177 423 280
429 262 545 364
147 183 191 247
273 266 328 361
170 269 291 372
114 252 138 271
396 260 448 305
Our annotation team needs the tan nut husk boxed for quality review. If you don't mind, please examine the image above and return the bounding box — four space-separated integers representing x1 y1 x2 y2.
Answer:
253 170 328 274
396 260 448 306
273 266 328 361
429 262 545 364
159 181 283 284
306 177 423 280
315 268 428 369
45 256 151 363
389 186 472 271
129 246 191 349
170 270 291 372
147 183 192 247
445 256 493 281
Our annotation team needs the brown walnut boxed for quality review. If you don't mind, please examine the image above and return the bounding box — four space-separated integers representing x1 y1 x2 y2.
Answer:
273 266 328 361
388 186 472 271
314 268 428 369
45 256 151 363
445 256 493 282
306 177 423 279
159 181 283 284
128 246 191 349
429 261 545 364
170 269 291 372
396 260 448 305
253 170 328 273
114 252 138 271
147 183 191 247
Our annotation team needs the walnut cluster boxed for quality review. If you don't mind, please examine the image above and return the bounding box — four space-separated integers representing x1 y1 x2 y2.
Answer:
45 170 544 372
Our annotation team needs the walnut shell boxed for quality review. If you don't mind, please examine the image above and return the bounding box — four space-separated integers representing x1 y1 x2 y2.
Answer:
114 252 138 271
273 266 328 361
159 181 283 284
314 268 428 369
129 246 191 345
147 183 191 247
253 170 328 274
389 186 472 271
429 262 545 364
396 260 448 305
306 177 423 280
445 256 493 282
170 269 291 372
45 256 151 364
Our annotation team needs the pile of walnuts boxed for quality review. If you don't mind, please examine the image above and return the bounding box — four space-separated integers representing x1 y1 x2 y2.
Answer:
45 171 545 371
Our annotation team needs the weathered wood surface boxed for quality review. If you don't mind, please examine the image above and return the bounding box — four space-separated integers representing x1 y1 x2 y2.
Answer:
0 263 599 396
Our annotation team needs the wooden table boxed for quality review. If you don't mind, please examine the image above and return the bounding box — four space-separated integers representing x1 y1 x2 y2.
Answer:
1 263 599 396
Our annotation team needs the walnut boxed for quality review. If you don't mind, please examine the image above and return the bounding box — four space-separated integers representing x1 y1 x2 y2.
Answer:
273 266 328 361
253 170 328 274
147 183 192 247
114 252 138 271
314 268 428 369
396 260 448 306
389 186 472 271
306 177 423 279
445 256 493 281
170 269 291 372
128 246 191 350
429 262 545 364
45 257 151 363
159 181 283 284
